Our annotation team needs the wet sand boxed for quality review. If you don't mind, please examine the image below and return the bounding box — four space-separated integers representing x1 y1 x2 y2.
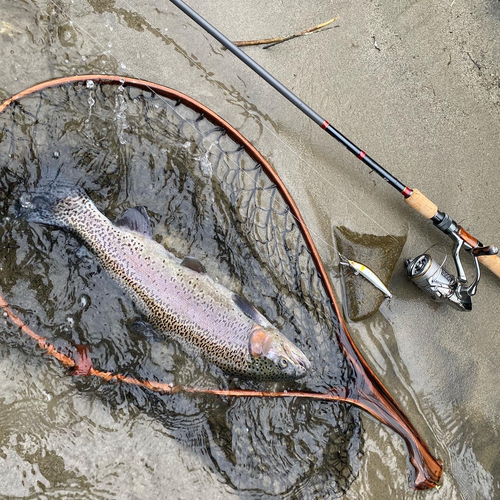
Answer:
1 0 499 498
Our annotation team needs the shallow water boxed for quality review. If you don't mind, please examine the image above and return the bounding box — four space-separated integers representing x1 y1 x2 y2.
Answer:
1 1 500 499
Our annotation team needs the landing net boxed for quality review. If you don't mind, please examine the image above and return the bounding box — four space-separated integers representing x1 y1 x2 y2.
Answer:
0 76 441 495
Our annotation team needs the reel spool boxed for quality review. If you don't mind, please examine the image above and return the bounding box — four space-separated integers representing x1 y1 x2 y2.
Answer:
405 254 472 311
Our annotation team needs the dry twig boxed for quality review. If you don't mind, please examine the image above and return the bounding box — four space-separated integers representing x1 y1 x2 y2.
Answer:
233 17 338 49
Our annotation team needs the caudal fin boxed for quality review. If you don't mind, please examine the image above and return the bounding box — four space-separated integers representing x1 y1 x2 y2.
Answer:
17 179 90 230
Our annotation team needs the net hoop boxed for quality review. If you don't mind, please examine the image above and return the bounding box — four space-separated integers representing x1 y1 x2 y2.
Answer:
0 75 442 489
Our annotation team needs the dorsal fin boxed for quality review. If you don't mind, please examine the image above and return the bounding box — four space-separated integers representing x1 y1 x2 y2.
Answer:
232 293 270 327
180 256 206 274
115 206 152 237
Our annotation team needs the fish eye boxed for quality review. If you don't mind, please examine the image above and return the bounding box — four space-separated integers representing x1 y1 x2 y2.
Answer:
278 357 288 369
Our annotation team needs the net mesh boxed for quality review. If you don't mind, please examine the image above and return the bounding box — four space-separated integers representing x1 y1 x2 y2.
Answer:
0 80 362 498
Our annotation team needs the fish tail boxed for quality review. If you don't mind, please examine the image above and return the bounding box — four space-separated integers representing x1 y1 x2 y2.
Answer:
17 178 91 230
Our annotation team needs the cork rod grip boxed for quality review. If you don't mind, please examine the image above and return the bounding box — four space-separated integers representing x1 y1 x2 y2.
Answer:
404 189 438 219
478 254 500 279
405 189 500 279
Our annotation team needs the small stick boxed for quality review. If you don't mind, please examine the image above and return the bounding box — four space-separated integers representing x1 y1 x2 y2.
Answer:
233 17 338 48
263 27 335 50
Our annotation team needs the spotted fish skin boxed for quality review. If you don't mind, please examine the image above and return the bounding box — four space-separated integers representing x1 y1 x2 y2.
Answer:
18 182 311 380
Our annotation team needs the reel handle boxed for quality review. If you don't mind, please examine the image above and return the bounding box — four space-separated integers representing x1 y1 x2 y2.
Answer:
404 189 500 279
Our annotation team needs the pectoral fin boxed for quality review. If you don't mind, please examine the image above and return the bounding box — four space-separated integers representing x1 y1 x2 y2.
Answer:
232 294 270 328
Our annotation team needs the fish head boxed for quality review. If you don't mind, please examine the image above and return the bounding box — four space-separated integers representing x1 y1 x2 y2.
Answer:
249 326 311 379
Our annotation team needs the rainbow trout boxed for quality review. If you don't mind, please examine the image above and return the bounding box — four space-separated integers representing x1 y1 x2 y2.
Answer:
18 181 310 380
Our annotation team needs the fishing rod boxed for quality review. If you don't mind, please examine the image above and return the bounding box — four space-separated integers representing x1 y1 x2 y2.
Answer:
169 0 499 311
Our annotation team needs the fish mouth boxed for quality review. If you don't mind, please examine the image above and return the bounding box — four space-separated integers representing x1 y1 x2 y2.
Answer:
284 343 311 375
295 357 311 377
296 356 311 370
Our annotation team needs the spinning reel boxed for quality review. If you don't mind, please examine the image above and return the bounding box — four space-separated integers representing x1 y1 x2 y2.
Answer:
405 212 498 311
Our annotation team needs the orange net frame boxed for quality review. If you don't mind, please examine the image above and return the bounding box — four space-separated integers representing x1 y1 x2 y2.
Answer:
0 75 442 490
